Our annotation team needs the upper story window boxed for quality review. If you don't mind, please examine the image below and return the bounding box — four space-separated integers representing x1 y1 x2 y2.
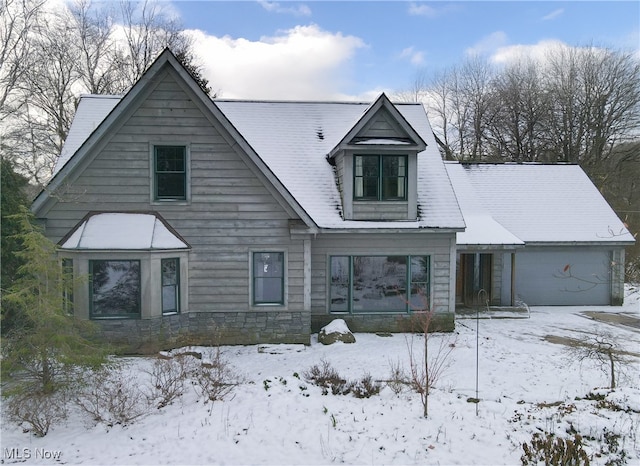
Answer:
154 145 186 200
354 155 407 201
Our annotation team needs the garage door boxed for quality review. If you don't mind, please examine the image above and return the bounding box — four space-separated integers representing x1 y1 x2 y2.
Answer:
514 248 611 306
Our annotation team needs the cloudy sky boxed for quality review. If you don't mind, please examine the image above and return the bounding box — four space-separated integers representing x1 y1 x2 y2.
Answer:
172 1 639 100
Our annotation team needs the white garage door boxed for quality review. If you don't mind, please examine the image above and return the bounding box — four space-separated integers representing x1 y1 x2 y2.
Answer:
514 248 611 306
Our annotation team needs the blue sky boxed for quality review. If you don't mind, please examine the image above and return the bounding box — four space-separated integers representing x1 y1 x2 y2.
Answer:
171 1 639 100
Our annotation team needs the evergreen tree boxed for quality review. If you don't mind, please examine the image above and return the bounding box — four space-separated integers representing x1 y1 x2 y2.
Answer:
1 208 109 394
1 158 30 334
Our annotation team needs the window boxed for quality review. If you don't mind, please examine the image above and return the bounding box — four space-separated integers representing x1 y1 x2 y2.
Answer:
329 255 430 313
354 155 407 200
252 252 284 305
90 260 141 318
154 145 186 200
161 258 180 314
61 258 74 315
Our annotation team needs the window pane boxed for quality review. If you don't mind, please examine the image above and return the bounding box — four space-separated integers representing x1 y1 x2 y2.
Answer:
352 256 407 313
62 258 74 315
162 286 177 313
155 146 186 200
156 174 186 199
253 252 284 304
382 156 406 200
330 256 349 312
354 156 379 199
156 146 185 171
162 258 179 314
410 256 430 311
91 260 140 317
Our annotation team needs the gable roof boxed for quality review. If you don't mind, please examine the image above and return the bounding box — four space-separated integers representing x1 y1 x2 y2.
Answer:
452 163 635 245
32 49 316 228
59 212 190 250
34 49 464 232
327 93 426 158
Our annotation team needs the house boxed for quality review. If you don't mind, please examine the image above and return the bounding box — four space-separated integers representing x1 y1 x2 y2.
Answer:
31 50 634 350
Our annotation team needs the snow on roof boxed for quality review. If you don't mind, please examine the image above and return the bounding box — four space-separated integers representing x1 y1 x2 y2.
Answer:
215 99 464 230
460 163 635 244
54 95 121 176
445 163 524 247
54 96 463 230
60 212 189 250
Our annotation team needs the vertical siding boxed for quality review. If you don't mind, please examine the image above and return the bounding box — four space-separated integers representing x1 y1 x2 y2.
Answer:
44 69 304 315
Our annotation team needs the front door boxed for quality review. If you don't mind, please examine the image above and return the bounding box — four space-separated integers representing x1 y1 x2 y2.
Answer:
456 253 492 306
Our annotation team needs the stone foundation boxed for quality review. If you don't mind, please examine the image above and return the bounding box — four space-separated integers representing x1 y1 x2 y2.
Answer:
311 312 455 334
96 310 311 354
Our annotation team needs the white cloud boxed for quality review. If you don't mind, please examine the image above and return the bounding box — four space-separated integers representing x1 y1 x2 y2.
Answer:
258 1 311 17
408 3 438 18
465 31 509 57
489 39 571 65
542 8 564 21
399 47 425 66
187 25 366 100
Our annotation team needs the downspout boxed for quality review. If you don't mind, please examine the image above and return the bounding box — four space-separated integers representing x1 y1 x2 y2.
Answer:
511 253 516 307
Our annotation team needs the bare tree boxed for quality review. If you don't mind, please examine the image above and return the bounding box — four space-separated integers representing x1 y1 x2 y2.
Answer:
565 329 633 389
68 0 124 94
0 0 45 120
486 60 551 162
0 0 210 185
543 45 640 166
118 0 190 87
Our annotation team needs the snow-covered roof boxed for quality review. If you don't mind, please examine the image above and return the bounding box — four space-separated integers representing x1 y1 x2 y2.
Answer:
54 95 121 176
458 163 635 244
215 99 464 230
54 93 465 230
59 212 190 250
445 163 524 247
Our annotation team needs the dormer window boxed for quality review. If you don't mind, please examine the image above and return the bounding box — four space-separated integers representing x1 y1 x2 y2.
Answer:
354 155 407 201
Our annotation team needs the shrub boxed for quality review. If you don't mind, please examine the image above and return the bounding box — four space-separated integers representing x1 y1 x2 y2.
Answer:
76 366 151 426
348 373 382 398
6 390 68 437
304 360 348 395
192 347 242 403
305 361 382 398
521 432 590 466
145 355 195 408
386 358 408 395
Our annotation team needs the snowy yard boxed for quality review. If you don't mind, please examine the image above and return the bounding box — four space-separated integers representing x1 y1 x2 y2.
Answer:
2 286 639 465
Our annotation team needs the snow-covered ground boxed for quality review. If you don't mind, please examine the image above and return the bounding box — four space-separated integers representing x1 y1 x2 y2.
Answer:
2 286 639 465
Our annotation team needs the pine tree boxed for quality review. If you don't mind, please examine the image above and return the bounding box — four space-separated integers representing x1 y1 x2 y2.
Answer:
2 209 109 394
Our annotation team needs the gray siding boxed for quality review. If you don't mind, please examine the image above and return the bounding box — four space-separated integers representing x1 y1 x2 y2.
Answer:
43 69 306 331
360 108 409 139
352 201 409 220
